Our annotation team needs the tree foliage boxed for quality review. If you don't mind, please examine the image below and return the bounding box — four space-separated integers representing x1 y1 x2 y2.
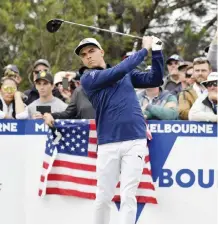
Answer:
0 0 216 90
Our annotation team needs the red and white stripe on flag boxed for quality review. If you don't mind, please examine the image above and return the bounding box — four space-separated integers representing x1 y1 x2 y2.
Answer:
39 119 157 204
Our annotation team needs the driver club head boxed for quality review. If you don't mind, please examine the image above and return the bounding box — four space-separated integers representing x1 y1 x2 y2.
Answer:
46 19 64 33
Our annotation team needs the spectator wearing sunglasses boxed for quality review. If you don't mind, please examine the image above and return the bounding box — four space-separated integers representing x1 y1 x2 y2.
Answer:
0 77 28 119
178 57 212 120
189 72 218 122
24 59 65 105
185 65 195 86
171 61 193 97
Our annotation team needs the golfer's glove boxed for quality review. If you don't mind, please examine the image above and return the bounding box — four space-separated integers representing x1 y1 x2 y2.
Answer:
152 36 163 51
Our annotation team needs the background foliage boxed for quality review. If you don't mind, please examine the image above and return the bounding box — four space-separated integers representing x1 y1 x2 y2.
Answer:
0 0 216 90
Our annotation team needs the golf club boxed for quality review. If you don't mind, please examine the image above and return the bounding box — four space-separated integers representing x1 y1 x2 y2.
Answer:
46 18 162 44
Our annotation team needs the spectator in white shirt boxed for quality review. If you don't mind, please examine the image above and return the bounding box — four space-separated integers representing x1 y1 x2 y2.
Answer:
189 72 218 122
0 77 28 119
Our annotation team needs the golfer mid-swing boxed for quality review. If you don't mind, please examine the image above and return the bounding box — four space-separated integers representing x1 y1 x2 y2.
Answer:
79 36 164 223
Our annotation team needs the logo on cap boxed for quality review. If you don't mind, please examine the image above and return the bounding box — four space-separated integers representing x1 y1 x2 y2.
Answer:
40 71 46 77
4 69 16 77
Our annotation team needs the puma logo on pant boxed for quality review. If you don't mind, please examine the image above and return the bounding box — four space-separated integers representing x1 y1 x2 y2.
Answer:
138 155 142 160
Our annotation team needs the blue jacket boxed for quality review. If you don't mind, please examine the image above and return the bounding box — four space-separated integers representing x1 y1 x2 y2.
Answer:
81 49 164 144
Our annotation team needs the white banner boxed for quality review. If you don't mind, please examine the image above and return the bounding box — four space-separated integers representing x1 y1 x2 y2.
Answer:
0 121 217 224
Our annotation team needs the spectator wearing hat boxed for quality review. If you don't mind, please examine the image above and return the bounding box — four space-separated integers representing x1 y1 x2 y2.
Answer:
163 54 183 92
24 59 65 105
3 64 22 85
43 69 95 122
54 71 77 103
171 61 193 97
0 77 28 119
27 71 67 119
206 30 217 72
189 72 218 122
178 57 212 120
30 58 51 83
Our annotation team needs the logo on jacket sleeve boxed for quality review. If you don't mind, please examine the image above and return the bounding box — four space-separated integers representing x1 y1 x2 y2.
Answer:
90 71 96 79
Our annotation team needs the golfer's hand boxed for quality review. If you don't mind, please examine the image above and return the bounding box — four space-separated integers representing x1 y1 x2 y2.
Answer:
142 36 153 51
152 36 163 51
43 113 55 127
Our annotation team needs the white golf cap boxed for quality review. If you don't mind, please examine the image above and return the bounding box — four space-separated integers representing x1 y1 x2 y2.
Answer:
74 38 103 56
201 72 218 86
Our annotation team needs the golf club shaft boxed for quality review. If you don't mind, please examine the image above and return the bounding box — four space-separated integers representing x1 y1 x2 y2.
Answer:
63 20 142 40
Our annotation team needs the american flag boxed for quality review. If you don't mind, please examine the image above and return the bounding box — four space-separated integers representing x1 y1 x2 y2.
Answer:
39 119 157 204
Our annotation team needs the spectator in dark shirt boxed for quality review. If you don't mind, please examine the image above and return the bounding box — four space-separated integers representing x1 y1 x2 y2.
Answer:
52 85 95 119
42 71 95 122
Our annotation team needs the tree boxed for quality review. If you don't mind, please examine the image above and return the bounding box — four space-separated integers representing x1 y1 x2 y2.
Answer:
0 0 216 90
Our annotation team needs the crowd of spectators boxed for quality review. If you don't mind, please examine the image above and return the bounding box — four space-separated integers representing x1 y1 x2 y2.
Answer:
0 31 217 122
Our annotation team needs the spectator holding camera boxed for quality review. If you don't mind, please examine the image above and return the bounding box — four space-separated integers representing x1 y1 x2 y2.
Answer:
189 72 218 122
43 69 95 124
54 71 77 103
28 71 67 119
0 77 28 119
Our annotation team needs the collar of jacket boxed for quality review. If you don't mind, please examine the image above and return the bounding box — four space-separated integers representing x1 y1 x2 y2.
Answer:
142 87 163 97
79 64 111 75
143 88 171 103
202 96 216 112
29 85 38 94
0 97 16 118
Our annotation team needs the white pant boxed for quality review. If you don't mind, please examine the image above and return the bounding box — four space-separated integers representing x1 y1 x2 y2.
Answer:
94 139 147 224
